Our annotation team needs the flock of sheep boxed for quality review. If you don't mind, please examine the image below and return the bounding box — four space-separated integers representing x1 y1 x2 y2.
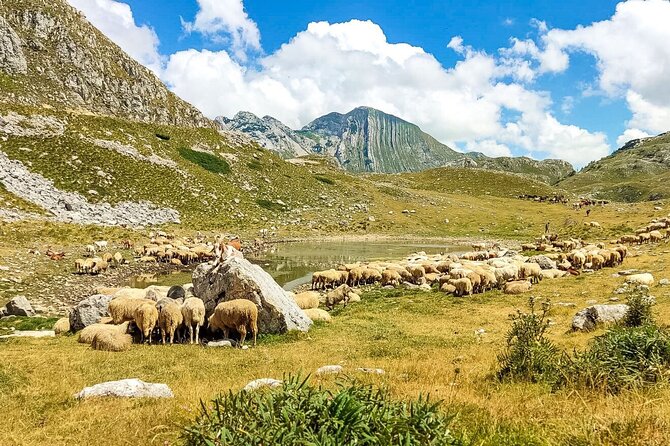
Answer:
63 286 260 352
309 237 629 300
615 215 670 245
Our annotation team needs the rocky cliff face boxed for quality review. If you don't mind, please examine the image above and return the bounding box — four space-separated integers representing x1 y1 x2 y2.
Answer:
302 107 463 173
448 156 575 185
0 0 211 128
216 112 314 158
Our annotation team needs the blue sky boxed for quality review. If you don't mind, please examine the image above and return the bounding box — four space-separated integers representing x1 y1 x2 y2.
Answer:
68 0 670 167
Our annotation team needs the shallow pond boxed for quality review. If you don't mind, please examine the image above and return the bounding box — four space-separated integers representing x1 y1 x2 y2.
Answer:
130 240 463 291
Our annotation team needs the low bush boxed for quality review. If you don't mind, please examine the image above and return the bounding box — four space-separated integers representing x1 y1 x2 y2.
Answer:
178 148 230 174
182 376 461 445
564 324 670 393
247 160 262 171
314 175 335 185
256 199 287 212
496 298 564 386
155 133 170 140
622 287 655 328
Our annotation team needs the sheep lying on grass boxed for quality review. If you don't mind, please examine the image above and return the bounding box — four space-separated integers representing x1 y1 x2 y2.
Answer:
78 321 131 345
91 330 132 352
504 280 532 295
182 297 206 345
208 299 258 347
53 317 70 335
304 308 332 323
294 291 320 310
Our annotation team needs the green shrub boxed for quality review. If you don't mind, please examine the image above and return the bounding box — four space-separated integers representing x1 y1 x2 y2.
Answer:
256 199 287 212
564 324 670 393
247 160 263 171
622 288 655 328
178 148 230 174
155 133 170 140
314 175 335 185
496 298 564 385
182 376 461 446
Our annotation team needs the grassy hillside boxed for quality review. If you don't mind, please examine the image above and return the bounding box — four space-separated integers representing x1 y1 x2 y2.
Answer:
561 132 670 202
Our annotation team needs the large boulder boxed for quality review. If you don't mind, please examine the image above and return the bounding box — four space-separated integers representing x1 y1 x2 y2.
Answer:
572 304 629 331
192 258 312 333
5 296 35 316
527 255 557 270
69 294 113 331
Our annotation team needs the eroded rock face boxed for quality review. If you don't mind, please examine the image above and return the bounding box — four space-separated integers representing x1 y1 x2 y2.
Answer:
572 304 629 331
0 17 27 74
69 294 113 331
192 257 312 334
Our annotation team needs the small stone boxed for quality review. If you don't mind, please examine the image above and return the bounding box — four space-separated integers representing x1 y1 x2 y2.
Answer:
207 340 233 348
243 378 282 392
659 279 670 286
356 367 385 375
316 365 343 375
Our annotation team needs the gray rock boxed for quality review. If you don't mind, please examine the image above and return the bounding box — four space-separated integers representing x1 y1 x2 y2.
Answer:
192 257 312 334
69 294 113 331
5 295 34 316
356 367 385 375
0 306 6 318
0 330 54 339
75 379 173 399
572 304 629 331
207 340 233 348
316 365 343 375
243 378 282 392
660 279 670 286
0 17 27 74
527 255 557 270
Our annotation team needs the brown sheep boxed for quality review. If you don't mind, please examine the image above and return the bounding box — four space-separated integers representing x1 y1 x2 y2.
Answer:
134 302 159 344
325 284 354 310
208 299 258 347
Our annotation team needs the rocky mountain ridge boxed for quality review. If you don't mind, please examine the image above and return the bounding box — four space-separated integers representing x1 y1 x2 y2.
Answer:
0 0 212 128
218 107 575 183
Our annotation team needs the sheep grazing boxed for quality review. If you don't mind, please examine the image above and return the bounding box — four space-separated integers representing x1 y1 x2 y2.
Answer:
158 301 183 345
451 277 473 297
101 252 113 263
91 330 132 352
108 297 154 324
78 321 131 345
53 317 70 335
208 299 258 347
381 269 402 287
293 291 320 310
407 265 426 284
91 259 109 275
113 252 124 266
94 240 108 250
440 283 456 294
325 284 353 310
182 297 206 344
504 280 532 295
85 244 96 257
304 308 332 323
519 263 542 284
134 302 159 344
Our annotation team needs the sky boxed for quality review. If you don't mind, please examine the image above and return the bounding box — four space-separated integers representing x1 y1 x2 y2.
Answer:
66 0 670 168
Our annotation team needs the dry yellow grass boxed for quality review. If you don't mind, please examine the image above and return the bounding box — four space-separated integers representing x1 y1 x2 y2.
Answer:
2 237 670 445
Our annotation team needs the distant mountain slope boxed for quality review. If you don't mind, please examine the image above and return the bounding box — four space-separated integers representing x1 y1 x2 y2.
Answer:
218 107 575 182
301 106 462 173
216 112 313 158
560 132 670 202
0 0 211 128
447 156 575 185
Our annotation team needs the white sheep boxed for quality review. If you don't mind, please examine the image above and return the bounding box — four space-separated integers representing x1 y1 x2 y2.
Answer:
181 297 206 344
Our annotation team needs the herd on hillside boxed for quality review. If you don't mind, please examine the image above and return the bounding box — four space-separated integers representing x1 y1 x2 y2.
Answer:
49 211 670 351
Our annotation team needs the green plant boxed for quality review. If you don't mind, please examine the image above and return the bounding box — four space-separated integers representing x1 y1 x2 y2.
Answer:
247 160 263 171
565 324 670 393
255 199 287 212
314 175 335 185
622 288 655 328
496 298 564 385
182 375 462 446
155 133 171 140
178 147 231 174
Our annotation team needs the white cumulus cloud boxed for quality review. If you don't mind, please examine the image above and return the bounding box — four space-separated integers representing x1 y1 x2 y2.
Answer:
67 0 162 74
181 0 261 60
